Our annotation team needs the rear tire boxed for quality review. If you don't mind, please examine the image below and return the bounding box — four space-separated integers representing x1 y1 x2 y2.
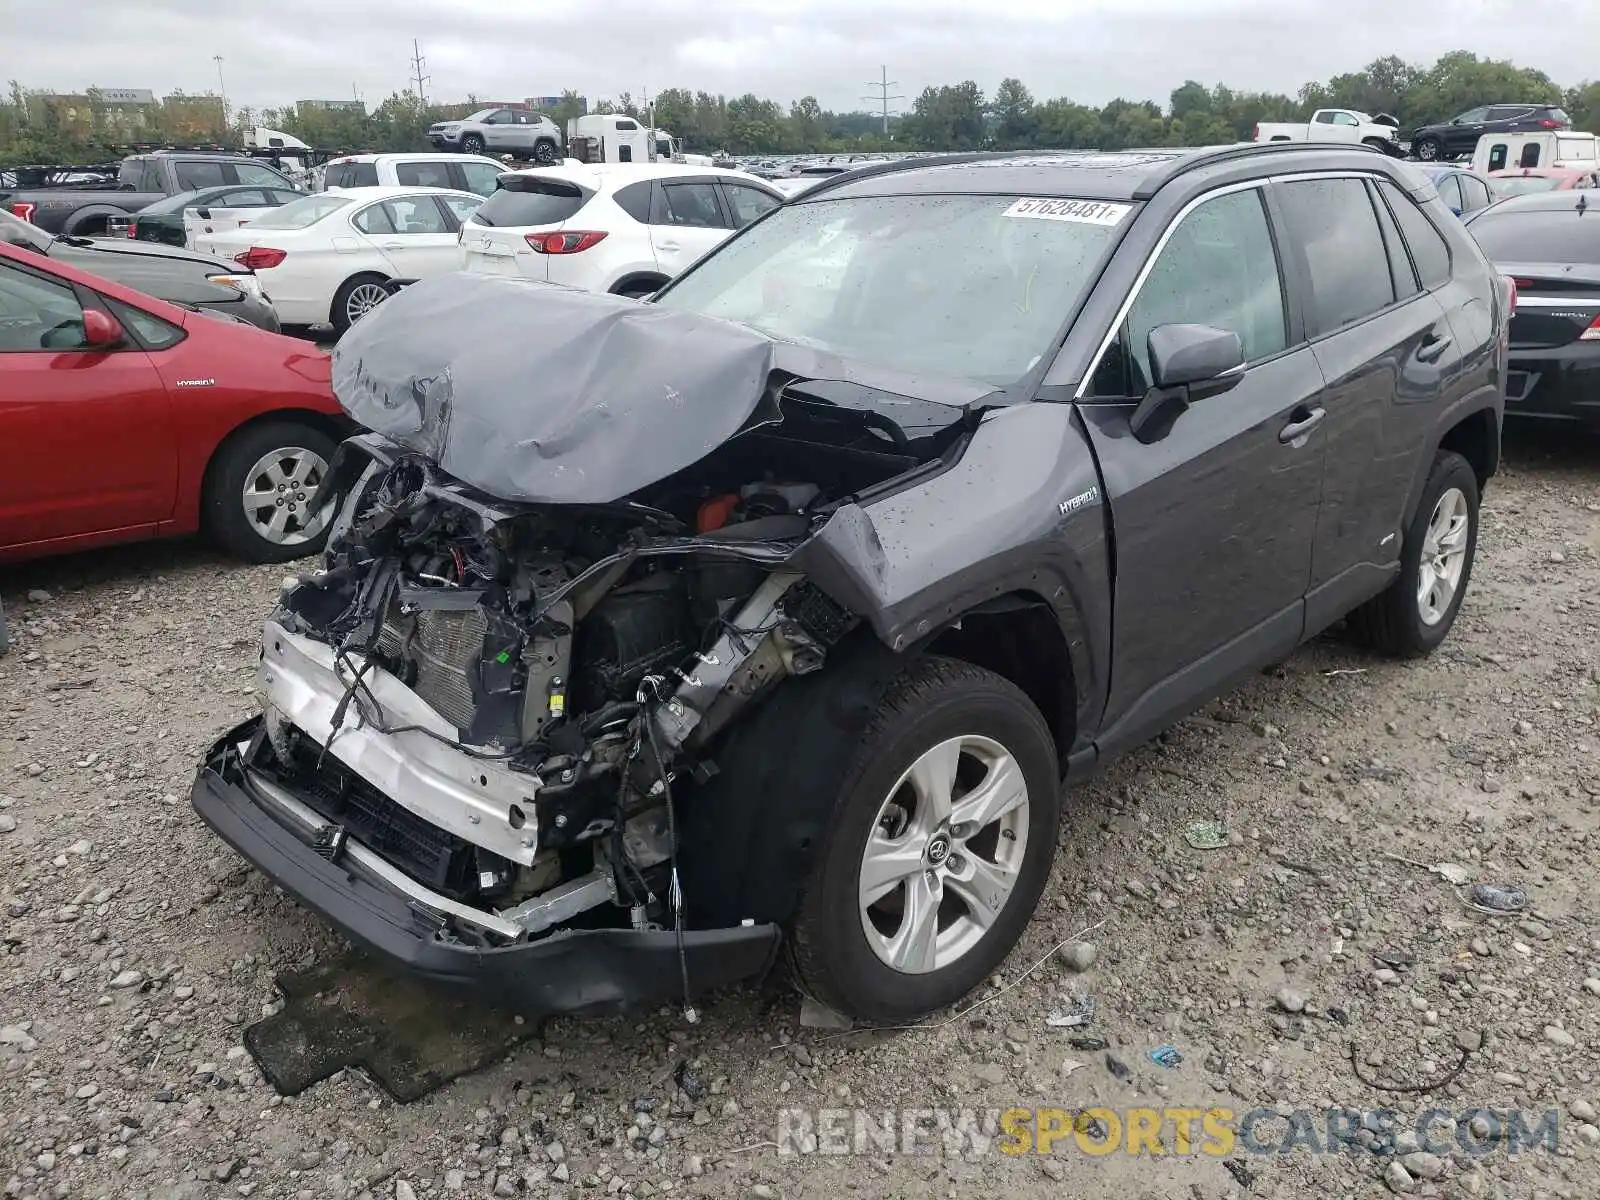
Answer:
330 273 392 335
202 421 341 563
786 656 1060 1025
1348 450 1479 658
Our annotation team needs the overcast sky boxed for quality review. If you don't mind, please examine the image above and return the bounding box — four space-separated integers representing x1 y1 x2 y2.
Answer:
8 0 1599 116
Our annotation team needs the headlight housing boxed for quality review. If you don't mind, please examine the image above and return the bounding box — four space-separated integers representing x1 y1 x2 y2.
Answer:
207 273 263 298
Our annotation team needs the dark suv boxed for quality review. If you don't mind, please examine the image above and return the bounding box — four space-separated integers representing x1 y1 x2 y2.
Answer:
1411 103 1571 162
193 144 1509 1026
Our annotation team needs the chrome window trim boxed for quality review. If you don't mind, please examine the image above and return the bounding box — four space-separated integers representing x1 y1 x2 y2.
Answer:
1072 169 1388 400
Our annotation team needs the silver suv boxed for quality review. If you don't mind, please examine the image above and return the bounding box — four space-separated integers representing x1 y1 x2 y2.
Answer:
427 108 562 163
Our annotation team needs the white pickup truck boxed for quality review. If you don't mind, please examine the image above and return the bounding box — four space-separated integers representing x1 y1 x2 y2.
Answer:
1255 109 1404 155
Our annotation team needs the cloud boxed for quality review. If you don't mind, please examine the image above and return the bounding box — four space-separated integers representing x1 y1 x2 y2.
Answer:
7 0 1599 116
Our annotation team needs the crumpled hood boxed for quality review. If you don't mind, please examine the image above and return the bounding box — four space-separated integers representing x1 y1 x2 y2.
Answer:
329 272 777 504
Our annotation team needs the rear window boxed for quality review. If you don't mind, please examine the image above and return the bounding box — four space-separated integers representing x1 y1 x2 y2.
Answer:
140 189 208 216
324 162 380 189
173 160 227 190
1469 208 1600 264
1549 109 1571 124
249 194 353 230
469 176 588 227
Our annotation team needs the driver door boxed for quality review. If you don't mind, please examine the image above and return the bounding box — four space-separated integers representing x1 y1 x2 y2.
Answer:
1076 183 1329 750
1449 107 1491 156
0 260 173 551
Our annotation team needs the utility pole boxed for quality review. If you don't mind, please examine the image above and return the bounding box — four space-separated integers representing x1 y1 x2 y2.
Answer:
409 39 430 106
213 55 229 126
862 66 903 137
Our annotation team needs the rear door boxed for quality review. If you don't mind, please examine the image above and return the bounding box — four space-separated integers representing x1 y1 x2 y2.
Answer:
351 196 465 278
719 181 782 229
649 179 734 276
0 259 173 550
1272 176 1459 625
1077 183 1329 746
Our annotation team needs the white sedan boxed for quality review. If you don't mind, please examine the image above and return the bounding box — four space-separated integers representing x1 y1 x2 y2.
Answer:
193 186 484 332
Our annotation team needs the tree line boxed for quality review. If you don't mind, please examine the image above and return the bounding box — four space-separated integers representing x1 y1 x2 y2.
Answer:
4 50 1600 167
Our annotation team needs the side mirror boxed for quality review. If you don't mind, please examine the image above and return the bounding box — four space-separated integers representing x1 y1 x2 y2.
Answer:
82 309 124 348
1148 322 1244 388
195 206 212 219
1129 323 1244 444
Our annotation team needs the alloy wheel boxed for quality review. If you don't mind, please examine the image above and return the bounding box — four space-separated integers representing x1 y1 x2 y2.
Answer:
241 447 333 547
344 282 390 326
1417 486 1470 626
857 734 1030 975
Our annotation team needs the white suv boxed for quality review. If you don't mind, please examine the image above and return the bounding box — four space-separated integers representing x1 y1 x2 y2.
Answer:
321 153 507 197
459 162 784 297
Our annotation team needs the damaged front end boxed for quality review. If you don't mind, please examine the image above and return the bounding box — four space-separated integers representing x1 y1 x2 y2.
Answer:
192 275 976 1015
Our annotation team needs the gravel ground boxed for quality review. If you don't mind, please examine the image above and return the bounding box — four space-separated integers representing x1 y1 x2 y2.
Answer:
2 429 1599 1200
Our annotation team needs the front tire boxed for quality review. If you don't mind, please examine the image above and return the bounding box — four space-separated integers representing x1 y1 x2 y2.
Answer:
1414 136 1442 162
1348 450 1479 657
533 139 559 165
461 134 486 155
787 656 1060 1024
202 421 340 563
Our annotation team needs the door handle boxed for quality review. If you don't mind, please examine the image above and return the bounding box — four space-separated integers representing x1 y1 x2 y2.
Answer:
656 240 681 252
380 241 405 251
1416 332 1453 363
1278 406 1326 444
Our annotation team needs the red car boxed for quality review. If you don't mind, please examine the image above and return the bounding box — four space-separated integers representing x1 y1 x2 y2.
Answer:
0 241 349 566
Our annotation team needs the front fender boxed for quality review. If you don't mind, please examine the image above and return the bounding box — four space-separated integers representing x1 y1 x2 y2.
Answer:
793 402 1112 747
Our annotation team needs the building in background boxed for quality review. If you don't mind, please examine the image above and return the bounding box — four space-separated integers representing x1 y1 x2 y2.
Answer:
298 99 367 115
527 95 586 114
29 88 158 137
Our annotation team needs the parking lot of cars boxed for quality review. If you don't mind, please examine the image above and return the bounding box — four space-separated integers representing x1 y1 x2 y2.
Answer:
2 116 1600 1200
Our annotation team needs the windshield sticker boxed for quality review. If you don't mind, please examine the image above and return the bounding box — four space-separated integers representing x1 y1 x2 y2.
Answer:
1004 198 1132 225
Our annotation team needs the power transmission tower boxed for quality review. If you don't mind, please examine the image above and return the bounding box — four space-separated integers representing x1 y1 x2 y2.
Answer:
862 66 903 136
409 39 431 106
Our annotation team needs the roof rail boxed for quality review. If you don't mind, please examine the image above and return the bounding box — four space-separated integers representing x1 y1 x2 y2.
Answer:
793 150 1063 200
1131 139 1390 198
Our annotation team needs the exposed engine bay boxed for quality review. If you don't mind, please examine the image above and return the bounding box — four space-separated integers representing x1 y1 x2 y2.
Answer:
246 377 973 977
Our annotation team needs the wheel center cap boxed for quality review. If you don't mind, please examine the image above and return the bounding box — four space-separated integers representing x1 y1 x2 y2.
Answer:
926 836 951 866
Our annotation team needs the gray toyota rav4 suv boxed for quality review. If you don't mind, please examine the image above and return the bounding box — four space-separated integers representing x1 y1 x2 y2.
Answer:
193 143 1508 1025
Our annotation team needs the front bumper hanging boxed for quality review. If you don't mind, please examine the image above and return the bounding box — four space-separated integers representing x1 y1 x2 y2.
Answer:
190 719 782 1016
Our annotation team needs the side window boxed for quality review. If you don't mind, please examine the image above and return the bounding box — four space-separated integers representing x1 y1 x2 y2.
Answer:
220 189 268 208
1314 112 1336 125
1487 143 1509 172
0 262 87 352
174 160 227 190
457 162 504 196
613 181 653 222
1332 112 1358 127
1464 177 1492 211
352 203 395 235
1275 177 1396 334
232 162 291 187
513 112 531 126
1366 181 1419 300
484 109 510 124
1376 180 1451 289
381 198 449 234
1457 107 1490 123
1519 142 1541 168
1434 173 1463 212
396 161 454 189
105 298 184 349
121 160 155 191
438 194 483 226
1109 188 1287 395
657 183 724 228
268 189 301 205
618 145 634 163
722 184 780 228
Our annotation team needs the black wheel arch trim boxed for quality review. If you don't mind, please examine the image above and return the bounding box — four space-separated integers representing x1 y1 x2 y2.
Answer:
1403 392 1502 528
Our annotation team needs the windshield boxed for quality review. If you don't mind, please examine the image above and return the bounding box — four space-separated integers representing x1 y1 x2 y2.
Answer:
1493 175 1563 197
249 194 353 230
654 193 1128 386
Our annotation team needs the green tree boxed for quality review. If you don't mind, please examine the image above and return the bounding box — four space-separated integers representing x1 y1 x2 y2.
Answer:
991 77 1037 147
